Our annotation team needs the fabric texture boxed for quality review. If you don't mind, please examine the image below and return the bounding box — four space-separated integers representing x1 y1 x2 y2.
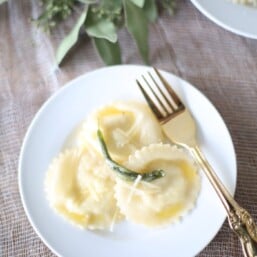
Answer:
1 0 257 256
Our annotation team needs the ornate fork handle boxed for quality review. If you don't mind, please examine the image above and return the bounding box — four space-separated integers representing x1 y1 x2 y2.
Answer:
228 208 257 257
236 208 257 243
191 146 257 256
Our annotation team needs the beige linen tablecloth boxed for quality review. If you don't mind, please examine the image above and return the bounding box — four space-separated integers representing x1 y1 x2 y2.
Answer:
1 0 257 256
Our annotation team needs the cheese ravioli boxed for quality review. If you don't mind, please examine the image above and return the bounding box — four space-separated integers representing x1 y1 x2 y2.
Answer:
115 144 200 227
45 101 201 231
45 148 123 230
76 101 163 163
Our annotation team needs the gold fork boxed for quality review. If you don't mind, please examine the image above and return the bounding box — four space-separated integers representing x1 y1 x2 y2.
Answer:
136 67 257 257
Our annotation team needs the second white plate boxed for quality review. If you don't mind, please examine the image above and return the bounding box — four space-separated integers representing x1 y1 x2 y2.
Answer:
191 0 257 39
19 65 237 257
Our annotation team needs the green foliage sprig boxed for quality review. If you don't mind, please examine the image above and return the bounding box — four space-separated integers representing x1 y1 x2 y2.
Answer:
35 0 176 65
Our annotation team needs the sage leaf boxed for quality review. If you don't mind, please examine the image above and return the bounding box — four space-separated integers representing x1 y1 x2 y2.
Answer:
93 37 121 65
85 8 118 43
56 7 88 65
124 0 149 63
129 0 145 8
97 129 165 182
143 0 157 22
0 0 7 4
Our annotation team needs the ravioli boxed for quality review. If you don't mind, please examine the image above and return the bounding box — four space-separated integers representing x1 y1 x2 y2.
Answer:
76 101 163 163
115 144 200 227
45 101 201 231
45 148 123 230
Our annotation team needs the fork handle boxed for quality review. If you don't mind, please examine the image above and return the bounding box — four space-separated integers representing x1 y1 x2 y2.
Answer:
191 146 257 257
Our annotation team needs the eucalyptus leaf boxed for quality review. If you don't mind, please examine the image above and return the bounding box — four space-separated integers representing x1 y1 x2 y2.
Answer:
93 37 121 65
124 0 149 63
0 0 7 4
36 0 177 66
129 0 145 8
85 7 118 43
143 0 157 22
56 7 88 65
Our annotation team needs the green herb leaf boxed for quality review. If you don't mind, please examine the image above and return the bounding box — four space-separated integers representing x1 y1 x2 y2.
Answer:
56 7 88 65
143 0 157 22
77 0 96 3
124 0 149 64
129 0 145 8
93 37 121 65
36 0 177 66
101 0 123 9
0 0 7 4
85 7 118 43
97 129 165 182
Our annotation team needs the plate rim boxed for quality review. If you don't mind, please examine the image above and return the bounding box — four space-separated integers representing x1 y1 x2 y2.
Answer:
18 64 237 257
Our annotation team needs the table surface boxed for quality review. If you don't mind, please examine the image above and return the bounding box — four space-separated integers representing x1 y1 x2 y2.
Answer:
1 0 257 256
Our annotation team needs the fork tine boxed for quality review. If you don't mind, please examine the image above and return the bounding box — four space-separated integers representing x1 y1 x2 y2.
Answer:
153 67 185 109
136 79 164 120
142 74 170 115
147 71 176 113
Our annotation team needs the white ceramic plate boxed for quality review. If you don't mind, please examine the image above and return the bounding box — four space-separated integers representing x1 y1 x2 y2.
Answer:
191 0 257 39
19 65 237 257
